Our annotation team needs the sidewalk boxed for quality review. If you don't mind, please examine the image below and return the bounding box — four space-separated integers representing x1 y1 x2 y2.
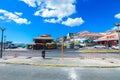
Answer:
79 48 120 53
0 56 120 68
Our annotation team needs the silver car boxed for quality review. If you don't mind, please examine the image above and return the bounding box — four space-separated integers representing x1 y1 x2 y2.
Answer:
94 44 106 49
112 44 120 50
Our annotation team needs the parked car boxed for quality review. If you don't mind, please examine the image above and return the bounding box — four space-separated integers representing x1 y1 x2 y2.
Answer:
93 44 106 49
79 43 86 47
8 44 18 49
112 44 120 50
74 44 83 49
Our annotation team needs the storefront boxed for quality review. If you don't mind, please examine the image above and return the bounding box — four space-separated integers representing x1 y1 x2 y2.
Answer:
95 32 119 46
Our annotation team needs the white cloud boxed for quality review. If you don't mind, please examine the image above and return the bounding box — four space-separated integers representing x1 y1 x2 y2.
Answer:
21 0 85 27
112 25 120 30
115 13 120 19
35 0 76 22
14 12 23 16
21 0 76 21
44 18 62 23
0 9 31 24
20 0 41 7
0 16 5 20
62 17 84 27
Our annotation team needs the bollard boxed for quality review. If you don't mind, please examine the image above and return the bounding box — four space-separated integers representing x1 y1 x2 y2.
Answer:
102 58 105 60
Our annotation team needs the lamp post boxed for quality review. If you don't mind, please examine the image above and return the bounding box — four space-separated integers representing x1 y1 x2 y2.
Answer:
61 37 64 59
4 35 6 51
0 27 6 58
115 22 120 50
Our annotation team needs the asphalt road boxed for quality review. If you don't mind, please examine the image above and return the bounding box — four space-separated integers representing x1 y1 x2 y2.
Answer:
3 49 120 59
0 64 120 80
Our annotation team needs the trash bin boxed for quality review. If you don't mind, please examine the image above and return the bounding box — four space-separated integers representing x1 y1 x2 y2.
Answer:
41 50 45 59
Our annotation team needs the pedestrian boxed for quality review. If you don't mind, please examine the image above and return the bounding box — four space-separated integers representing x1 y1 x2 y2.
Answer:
41 50 45 59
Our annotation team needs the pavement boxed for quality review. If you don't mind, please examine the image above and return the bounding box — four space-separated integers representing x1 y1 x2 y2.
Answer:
79 47 120 53
0 56 120 68
79 49 120 53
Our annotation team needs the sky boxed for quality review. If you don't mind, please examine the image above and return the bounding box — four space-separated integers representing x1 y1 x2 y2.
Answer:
0 0 120 43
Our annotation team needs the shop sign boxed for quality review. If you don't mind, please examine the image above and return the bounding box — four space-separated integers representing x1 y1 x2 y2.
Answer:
106 34 116 39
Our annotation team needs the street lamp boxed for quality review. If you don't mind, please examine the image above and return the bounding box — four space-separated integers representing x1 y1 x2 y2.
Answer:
115 22 120 50
4 35 6 51
0 27 6 58
61 37 64 59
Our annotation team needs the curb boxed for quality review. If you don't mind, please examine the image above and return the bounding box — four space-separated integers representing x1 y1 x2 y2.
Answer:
5 62 120 68
5 62 74 67
79 49 120 53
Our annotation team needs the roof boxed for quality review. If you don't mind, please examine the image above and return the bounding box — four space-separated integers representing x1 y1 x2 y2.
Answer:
33 34 53 40
80 33 104 37
34 37 53 40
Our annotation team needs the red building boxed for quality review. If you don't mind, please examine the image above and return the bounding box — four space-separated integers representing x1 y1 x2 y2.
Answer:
95 32 119 46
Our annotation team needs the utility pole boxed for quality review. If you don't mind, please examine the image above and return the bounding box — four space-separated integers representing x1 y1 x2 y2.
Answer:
115 22 120 50
61 37 64 59
0 27 6 58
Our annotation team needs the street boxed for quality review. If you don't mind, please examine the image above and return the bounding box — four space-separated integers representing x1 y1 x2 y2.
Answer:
0 64 120 80
3 49 120 59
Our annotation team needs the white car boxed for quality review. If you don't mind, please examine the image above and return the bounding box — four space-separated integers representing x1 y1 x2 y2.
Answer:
94 44 106 49
112 44 120 50
79 43 86 47
74 44 83 49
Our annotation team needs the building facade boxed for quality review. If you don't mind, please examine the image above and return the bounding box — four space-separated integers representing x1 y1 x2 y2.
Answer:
94 30 120 46
28 34 57 50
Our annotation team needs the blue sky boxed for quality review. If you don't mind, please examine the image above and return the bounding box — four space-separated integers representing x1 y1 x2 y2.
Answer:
0 0 120 43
